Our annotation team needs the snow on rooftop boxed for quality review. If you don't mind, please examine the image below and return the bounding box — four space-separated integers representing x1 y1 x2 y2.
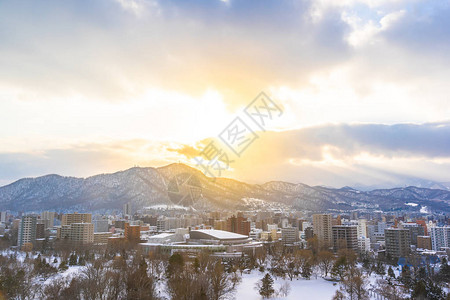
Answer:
148 233 174 239
191 229 248 240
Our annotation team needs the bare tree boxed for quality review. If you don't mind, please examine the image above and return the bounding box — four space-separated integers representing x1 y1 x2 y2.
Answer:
208 261 238 300
318 250 335 277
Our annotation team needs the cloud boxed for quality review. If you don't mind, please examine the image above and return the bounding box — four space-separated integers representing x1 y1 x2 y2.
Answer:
0 0 352 105
160 121 450 185
1 122 450 187
0 140 178 184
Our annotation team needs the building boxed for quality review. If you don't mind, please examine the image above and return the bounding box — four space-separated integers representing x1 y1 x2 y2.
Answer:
214 220 227 231
125 222 141 243
304 227 314 240
281 227 299 244
226 215 250 236
57 225 72 240
0 211 7 223
332 225 358 252
145 228 188 244
123 203 132 217
61 213 92 226
94 219 109 233
36 223 45 239
70 223 94 244
12 219 20 230
357 219 367 238
94 232 113 244
189 229 250 245
18 215 37 247
249 229 262 240
417 236 432 250
297 219 307 231
385 228 410 258
313 214 332 247
267 224 278 231
430 226 450 250
57 223 94 244
40 211 55 228
358 236 371 253
416 220 428 235
400 222 425 246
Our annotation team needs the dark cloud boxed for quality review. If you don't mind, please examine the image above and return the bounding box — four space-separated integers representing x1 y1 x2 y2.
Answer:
249 121 450 161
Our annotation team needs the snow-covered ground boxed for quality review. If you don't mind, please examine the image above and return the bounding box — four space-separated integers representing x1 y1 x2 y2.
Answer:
235 271 339 300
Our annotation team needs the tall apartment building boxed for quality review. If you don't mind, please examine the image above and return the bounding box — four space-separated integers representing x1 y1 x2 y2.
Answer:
357 219 367 238
226 215 250 236
70 223 94 244
61 213 92 226
0 211 7 223
400 222 425 246
18 215 37 247
57 223 94 244
332 225 358 252
125 222 141 243
40 211 56 228
358 236 371 253
313 214 332 247
214 220 227 231
281 227 299 244
123 203 132 217
36 223 45 239
430 226 450 250
385 228 411 258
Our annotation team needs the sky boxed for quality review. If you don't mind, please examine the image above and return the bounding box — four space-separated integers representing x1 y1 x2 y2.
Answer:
1 0 450 188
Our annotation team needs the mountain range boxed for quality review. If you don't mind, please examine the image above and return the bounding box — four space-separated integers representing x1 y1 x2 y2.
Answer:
0 163 449 213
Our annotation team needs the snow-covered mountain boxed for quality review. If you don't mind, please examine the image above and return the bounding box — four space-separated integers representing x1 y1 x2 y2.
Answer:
0 163 449 213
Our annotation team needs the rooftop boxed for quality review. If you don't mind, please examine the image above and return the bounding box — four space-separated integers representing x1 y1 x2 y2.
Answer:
191 229 248 240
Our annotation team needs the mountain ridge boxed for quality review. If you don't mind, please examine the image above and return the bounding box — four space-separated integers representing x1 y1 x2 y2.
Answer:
0 163 449 213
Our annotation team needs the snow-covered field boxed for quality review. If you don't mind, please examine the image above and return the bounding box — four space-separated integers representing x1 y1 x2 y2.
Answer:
235 271 339 300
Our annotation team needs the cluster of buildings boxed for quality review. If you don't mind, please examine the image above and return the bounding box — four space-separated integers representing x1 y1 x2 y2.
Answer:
0 207 449 261
311 213 450 260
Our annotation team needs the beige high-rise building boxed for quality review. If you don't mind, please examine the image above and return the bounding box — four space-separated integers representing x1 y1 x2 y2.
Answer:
69 223 94 244
57 225 72 240
94 232 113 244
56 223 94 244
313 214 332 247
61 213 92 226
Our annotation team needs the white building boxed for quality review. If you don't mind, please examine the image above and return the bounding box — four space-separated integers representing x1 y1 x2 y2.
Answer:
123 202 132 217
357 219 367 238
249 229 262 240
358 236 371 253
267 224 278 231
281 218 289 228
0 211 7 223
430 226 450 250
